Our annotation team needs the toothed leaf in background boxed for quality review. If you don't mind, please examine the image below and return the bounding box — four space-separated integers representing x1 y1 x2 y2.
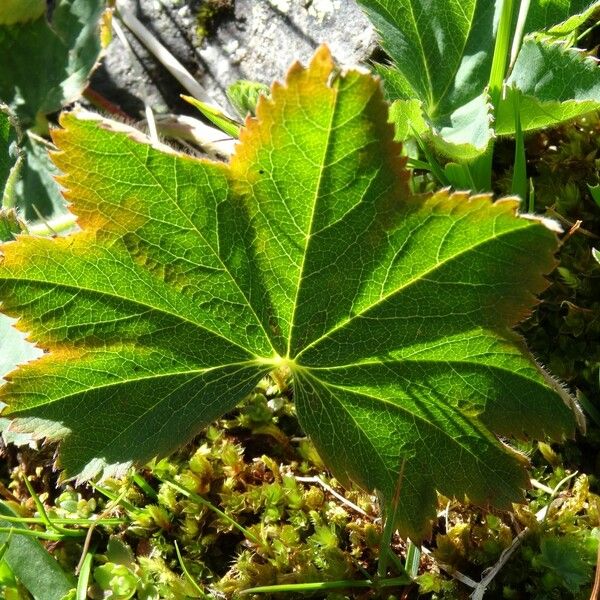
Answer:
387 98 428 142
0 104 22 211
0 47 578 539
0 0 105 126
357 0 600 157
0 0 104 219
524 0 600 34
14 134 68 220
496 39 600 134
590 184 600 208
0 107 17 188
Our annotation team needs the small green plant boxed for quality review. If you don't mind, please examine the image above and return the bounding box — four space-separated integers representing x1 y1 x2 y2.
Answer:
356 0 600 189
182 79 270 139
0 47 581 541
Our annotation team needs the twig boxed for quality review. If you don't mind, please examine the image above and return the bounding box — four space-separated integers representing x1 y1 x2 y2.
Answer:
145 105 159 143
530 478 554 494
83 86 130 119
468 472 578 598
295 476 371 518
0 482 20 504
536 471 578 523
28 213 78 236
115 2 232 117
421 473 581 599
112 16 157 130
420 547 479 589
470 528 529 600
546 207 598 239
31 206 59 236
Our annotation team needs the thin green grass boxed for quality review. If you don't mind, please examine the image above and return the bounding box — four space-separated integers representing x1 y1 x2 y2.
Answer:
240 575 412 595
76 551 94 600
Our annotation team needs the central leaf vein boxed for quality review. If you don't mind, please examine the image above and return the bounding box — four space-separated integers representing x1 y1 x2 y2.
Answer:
286 77 341 357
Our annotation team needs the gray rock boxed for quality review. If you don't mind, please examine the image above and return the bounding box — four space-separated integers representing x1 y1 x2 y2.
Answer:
197 0 377 108
91 0 376 117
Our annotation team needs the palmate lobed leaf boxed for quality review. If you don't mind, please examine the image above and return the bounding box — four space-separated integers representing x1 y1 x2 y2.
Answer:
0 47 579 539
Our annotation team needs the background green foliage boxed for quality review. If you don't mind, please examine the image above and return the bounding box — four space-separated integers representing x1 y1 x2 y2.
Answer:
357 0 600 175
0 0 105 219
0 0 598 598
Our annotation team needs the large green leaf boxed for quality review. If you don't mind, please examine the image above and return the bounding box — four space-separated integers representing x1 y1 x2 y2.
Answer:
0 48 577 539
358 0 600 157
0 0 105 126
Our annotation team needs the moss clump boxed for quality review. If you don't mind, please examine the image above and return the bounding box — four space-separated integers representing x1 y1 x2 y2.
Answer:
196 0 234 41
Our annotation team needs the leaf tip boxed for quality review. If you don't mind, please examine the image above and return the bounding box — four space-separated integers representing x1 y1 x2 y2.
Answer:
309 43 336 73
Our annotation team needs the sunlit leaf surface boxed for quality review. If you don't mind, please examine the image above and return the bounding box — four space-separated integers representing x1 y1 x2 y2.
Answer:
0 47 577 539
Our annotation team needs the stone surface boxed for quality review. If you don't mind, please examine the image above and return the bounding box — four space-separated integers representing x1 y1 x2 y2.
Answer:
91 0 376 118
197 0 377 108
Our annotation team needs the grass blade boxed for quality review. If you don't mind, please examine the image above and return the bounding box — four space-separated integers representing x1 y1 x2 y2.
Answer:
76 552 93 600
405 541 421 579
510 87 527 206
181 95 241 139
241 576 411 595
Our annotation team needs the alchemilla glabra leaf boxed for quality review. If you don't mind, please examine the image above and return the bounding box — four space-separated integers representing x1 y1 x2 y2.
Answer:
0 47 579 539
357 0 600 158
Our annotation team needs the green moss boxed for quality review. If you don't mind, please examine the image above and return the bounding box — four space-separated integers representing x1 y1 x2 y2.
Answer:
196 0 233 41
